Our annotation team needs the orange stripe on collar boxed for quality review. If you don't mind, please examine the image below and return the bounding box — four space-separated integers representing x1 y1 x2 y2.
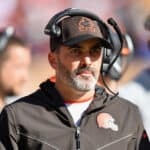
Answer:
64 96 93 104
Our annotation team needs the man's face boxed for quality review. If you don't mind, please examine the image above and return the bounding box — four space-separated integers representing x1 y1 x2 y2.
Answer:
0 45 31 96
50 38 103 92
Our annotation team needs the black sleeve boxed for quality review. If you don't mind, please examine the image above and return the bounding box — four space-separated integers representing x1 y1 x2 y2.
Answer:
0 108 19 150
139 130 150 150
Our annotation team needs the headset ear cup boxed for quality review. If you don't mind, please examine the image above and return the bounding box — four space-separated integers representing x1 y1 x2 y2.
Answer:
103 48 112 63
107 58 122 80
101 48 112 74
50 25 61 37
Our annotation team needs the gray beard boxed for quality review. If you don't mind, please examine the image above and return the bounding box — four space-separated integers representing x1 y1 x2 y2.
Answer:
57 58 98 92
70 75 97 91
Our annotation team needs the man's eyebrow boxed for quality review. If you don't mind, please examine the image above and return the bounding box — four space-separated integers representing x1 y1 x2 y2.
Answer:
91 42 104 49
68 41 104 49
69 44 81 48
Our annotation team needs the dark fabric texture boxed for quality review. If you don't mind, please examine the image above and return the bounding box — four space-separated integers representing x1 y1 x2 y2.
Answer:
0 80 145 150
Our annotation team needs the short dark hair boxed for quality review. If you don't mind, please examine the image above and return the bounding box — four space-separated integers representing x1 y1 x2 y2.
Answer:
3 35 27 51
0 33 28 62
50 36 63 52
0 31 27 53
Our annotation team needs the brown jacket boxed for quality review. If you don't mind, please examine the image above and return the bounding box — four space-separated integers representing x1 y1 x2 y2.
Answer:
0 80 144 150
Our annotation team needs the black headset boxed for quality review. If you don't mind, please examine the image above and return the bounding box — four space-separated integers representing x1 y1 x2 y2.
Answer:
107 33 134 80
0 26 15 53
44 8 123 74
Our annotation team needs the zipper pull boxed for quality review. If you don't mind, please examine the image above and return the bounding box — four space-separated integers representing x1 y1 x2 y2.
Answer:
75 127 80 150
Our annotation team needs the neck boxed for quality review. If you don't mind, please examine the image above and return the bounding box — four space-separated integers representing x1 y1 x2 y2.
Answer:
98 77 119 94
0 95 5 111
55 81 95 102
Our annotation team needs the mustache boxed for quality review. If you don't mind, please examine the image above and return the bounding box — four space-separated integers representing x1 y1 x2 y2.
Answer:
74 66 96 75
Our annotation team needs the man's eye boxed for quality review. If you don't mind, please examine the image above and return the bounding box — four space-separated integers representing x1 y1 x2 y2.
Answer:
90 47 102 57
70 48 81 56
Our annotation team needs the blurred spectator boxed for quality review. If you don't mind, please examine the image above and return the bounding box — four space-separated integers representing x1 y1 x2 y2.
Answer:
119 14 150 140
0 26 31 112
117 0 150 60
97 27 150 147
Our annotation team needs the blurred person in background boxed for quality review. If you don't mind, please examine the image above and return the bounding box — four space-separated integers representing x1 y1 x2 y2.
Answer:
0 8 146 150
119 14 150 141
98 30 150 148
0 26 31 112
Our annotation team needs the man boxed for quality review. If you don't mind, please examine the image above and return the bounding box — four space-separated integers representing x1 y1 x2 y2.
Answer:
0 26 31 112
0 8 144 150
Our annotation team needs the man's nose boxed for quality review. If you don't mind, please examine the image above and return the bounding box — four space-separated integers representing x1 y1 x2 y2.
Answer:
21 69 29 83
80 55 92 66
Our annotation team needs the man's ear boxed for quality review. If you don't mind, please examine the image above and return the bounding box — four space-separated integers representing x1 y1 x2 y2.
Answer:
48 52 57 69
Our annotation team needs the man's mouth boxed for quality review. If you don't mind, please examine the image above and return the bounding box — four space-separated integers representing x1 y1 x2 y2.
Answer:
77 70 93 77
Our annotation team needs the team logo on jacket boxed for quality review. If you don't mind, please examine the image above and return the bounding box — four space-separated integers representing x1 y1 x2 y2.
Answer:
97 113 119 131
